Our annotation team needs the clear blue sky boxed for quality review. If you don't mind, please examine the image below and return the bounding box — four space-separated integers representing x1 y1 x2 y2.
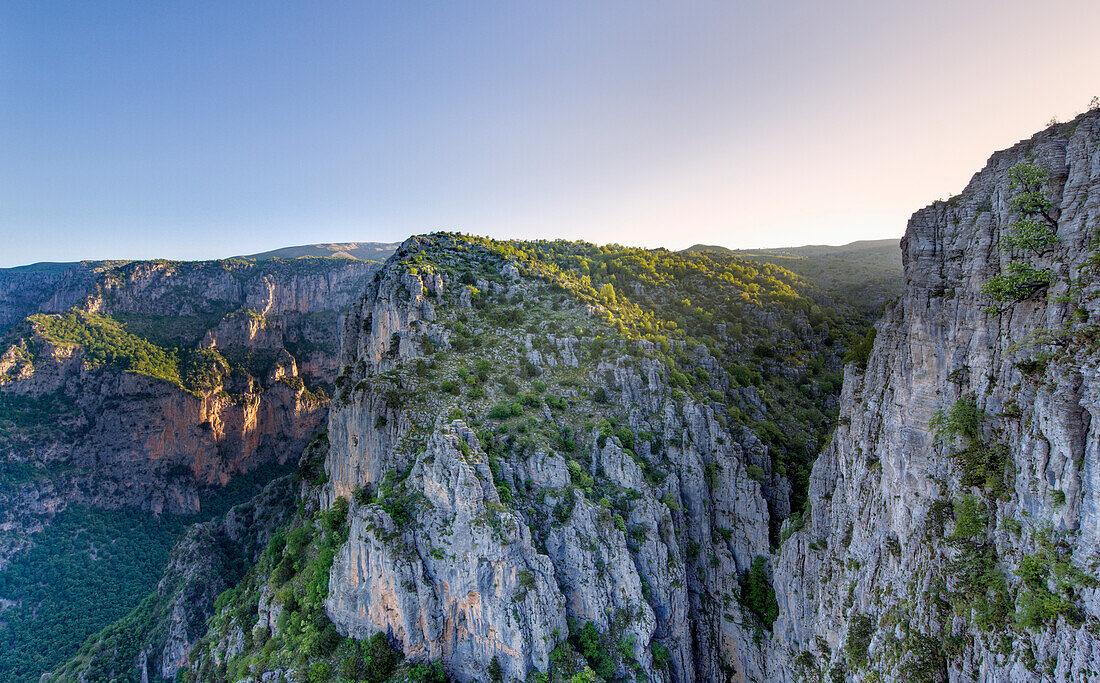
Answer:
2 1 1098 266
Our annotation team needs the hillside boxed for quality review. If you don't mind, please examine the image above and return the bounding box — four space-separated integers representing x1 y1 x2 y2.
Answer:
49 112 1100 683
239 242 401 262
15 108 1100 683
687 238 904 312
38 233 881 682
0 256 380 680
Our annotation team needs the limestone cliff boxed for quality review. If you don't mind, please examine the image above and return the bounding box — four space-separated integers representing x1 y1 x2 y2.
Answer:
769 111 1100 682
0 257 377 566
43 114 1100 683
313 235 847 682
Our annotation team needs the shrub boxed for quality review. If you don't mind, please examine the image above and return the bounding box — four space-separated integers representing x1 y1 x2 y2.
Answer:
407 661 447 682
746 464 766 482
843 327 876 371
739 556 779 629
652 643 671 669
844 614 874 667
932 397 1011 497
575 622 615 680
360 632 402 682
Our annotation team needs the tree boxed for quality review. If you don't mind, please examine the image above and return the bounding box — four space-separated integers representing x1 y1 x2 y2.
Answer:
488 656 503 683
598 283 617 306
739 555 779 629
981 162 1059 310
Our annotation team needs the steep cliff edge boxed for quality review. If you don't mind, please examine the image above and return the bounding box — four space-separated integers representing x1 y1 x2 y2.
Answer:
0 257 377 567
771 111 1100 682
180 233 868 683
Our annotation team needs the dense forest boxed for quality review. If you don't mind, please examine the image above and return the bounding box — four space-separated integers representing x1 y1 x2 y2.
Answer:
0 463 293 683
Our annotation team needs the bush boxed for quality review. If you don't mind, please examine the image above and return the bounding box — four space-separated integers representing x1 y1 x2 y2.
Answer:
408 661 448 682
307 662 332 682
652 643 671 669
361 632 402 682
575 622 615 680
931 397 1011 497
844 614 874 667
843 327 876 371
739 556 778 629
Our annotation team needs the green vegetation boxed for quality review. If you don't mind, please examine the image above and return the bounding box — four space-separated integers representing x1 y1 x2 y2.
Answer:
33 232 896 680
981 162 1060 310
575 622 616 680
21 309 331 403
931 396 1012 498
0 390 76 446
844 614 874 668
738 556 779 631
946 495 1012 631
186 500 348 680
0 462 292 683
183 490 450 683
0 506 184 681
843 327 876 372
457 236 871 523
31 311 186 386
1015 524 1096 630
687 239 904 314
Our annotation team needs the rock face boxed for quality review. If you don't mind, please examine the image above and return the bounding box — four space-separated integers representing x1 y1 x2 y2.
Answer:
45 111 1100 683
0 257 377 566
327 423 569 680
320 236 831 683
318 113 1100 683
0 264 93 335
769 111 1100 681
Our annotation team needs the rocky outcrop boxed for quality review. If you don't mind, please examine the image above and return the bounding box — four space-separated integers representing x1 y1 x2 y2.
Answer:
770 111 1100 681
327 423 569 681
320 236 821 683
0 256 379 567
0 264 92 335
318 113 1100 683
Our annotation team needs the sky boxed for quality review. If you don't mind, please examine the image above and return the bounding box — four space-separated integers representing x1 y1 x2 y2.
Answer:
1 1 1099 267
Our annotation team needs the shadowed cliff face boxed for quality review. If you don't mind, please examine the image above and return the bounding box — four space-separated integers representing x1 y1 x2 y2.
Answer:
0 256 379 566
770 111 1100 682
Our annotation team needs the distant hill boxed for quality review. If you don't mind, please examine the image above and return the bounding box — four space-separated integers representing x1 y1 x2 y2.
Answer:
1 261 81 274
684 237 903 311
239 242 402 262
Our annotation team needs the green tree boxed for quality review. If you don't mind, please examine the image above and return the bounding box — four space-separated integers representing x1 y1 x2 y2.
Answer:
598 282 617 305
739 555 779 629
981 162 1059 309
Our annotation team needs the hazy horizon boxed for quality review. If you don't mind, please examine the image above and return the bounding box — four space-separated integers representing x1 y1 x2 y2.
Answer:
0 233 905 269
2 1 1098 267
